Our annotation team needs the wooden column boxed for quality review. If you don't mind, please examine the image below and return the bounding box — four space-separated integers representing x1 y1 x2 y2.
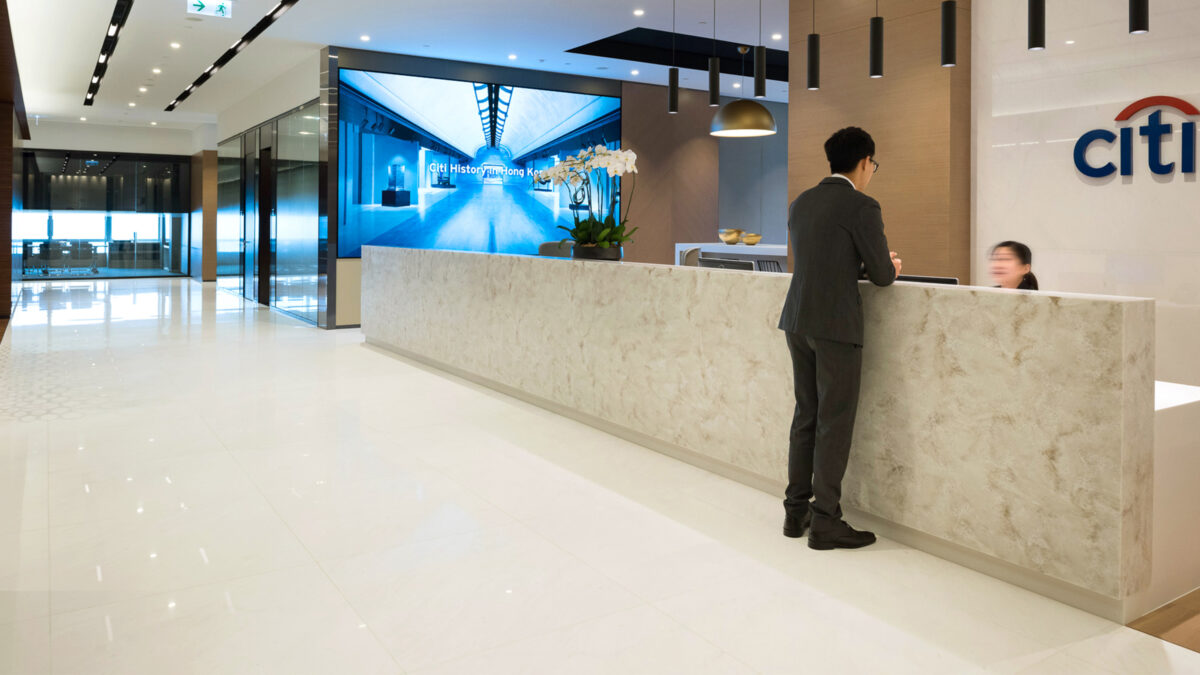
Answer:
619 82 720 266
0 0 27 320
190 150 219 281
0 104 10 319
789 0 971 280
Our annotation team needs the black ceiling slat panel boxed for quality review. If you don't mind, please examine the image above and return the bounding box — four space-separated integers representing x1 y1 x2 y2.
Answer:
84 0 135 106
567 28 788 82
166 0 302 111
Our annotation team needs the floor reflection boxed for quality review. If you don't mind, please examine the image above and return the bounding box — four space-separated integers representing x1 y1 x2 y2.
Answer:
211 274 320 324
11 278 250 327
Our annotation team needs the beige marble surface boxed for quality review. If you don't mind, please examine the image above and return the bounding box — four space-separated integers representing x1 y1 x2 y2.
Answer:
361 247 1155 601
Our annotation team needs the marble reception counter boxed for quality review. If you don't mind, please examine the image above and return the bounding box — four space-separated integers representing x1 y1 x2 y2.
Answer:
362 246 1158 621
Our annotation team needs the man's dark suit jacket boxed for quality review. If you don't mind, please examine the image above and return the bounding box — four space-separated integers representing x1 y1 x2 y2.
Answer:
777 176 897 346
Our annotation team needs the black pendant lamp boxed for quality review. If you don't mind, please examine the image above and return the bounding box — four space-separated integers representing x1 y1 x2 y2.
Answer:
709 0 720 107
754 46 767 98
753 0 767 98
941 1 957 67
668 68 679 114
668 0 679 114
1028 0 1046 50
1130 0 1149 34
869 1 883 79
807 0 820 91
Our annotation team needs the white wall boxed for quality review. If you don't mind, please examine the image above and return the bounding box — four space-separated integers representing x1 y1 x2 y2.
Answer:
16 121 196 156
191 124 219 154
217 50 320 142
973 0 1200 385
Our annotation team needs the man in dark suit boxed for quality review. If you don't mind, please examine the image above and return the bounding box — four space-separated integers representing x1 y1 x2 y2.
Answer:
778 127 902 550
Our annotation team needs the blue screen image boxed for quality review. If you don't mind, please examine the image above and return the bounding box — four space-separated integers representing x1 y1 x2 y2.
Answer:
337 69 622 258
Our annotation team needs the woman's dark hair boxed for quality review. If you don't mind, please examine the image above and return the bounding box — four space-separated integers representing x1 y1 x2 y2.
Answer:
991 240 1039 290
825 127 875 174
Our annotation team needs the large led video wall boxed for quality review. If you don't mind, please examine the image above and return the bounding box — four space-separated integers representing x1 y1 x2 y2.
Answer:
337 69 622 257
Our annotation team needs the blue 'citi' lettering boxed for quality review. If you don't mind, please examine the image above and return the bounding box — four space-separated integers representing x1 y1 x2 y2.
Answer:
1074 108 1197 178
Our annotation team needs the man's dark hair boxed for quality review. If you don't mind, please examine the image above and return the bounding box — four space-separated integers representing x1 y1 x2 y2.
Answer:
824 127 875 174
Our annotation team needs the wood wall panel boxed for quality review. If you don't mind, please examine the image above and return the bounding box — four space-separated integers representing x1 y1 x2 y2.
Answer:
789 0 970 281
620 82 719 265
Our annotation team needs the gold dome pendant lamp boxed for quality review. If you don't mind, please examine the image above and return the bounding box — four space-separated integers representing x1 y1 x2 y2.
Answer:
710 95 777 137
710 0 776 138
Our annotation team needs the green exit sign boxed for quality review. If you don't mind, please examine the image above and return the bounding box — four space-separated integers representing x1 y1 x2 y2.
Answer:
187 1 232 18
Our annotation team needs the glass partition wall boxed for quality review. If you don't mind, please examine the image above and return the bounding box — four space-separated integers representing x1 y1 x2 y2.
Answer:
216 138 243 294
274 107 321 322
216 101 322 324
12 151 191 280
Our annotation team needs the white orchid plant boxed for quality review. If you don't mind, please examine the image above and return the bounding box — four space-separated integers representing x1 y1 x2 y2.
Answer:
532 145 639 250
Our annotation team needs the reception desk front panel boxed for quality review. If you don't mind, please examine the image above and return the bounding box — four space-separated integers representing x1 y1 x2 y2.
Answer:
362 247 1155 617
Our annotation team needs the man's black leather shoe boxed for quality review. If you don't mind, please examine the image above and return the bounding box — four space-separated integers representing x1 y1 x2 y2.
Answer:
783 511 811 538
808 520 876 550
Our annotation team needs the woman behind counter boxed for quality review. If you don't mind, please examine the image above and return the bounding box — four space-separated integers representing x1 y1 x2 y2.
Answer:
990 241 1039 290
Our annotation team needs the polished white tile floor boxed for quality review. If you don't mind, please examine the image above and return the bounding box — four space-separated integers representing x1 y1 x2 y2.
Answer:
2 278 1198 674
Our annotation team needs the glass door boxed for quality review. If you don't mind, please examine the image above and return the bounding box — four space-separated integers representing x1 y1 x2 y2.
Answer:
216 137 243 294
259 144 275 306
216 101 322 323
272 103 320 322
242 128 259 304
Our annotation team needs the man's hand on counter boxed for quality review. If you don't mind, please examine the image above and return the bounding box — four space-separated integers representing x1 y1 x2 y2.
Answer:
891 251 903 277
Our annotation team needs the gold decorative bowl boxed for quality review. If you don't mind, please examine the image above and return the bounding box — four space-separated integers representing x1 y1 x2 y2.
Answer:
742 233 763 245
718 228 744 245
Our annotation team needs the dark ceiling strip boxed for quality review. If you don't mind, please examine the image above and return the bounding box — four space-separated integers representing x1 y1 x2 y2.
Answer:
84 0 135 106
165 0 301 111
489 85 499 147
568 28 789 82
0 1 30 138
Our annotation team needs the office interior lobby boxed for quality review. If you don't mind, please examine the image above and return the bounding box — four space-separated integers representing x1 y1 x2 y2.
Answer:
3 0 1200 673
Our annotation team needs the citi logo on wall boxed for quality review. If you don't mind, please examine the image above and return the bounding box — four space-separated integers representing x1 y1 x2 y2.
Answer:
1074 96 1198 178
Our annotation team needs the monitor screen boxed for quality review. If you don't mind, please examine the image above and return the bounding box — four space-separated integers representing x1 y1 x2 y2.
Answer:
337 68 622 258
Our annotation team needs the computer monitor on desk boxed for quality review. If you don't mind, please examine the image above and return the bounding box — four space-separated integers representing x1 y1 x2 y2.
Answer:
896 275 959 285
698 257 756 271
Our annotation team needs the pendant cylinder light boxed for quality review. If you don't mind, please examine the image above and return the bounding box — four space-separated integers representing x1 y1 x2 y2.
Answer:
941 1 957 67
807 34 820 90
708 57 720 106
753 45 767 98
1130 0 1149 34
869 16 883 78
753 0 766 98
709 0 720 107
668 67 679 114
1028 0 1046 50
807 0 819 90
668 0 678 114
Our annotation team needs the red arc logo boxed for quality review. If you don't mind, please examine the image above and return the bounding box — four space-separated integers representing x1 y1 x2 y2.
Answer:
1115 96 1200 122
